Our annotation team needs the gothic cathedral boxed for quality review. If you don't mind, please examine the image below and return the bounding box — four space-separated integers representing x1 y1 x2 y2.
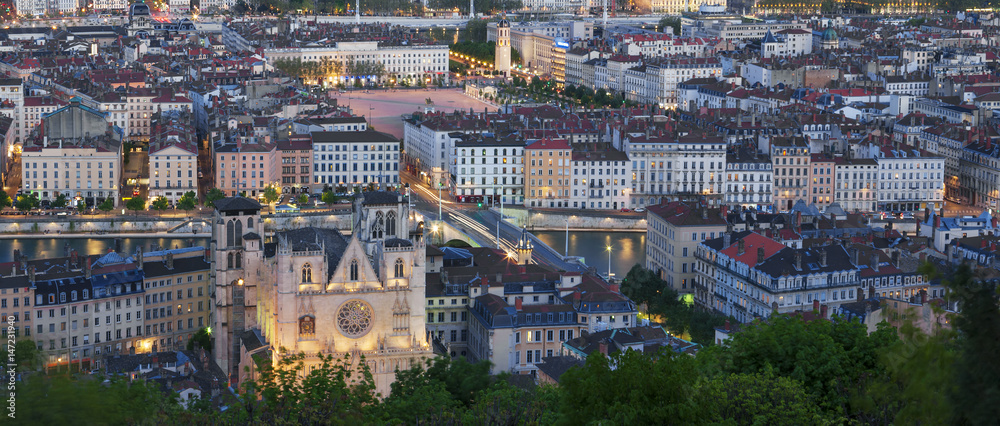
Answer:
215 191 432 396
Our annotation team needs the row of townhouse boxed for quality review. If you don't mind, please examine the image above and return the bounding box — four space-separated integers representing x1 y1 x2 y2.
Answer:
425 243 638 377
1 247 210 370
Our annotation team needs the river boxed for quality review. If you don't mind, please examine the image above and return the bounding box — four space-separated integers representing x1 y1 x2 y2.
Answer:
0 237 210 262
533 231 646 279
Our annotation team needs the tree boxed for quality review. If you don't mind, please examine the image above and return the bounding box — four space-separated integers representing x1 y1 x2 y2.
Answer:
205 188 225 208
659 16 681 35
235 351 377 423
697 369 821 425
177 191 197 211
297 194 309 204
717 311 898 415
0 339 40 372
933 263 1000 423
15 193 38 213
151 196 169 211
0 191 11 209
50 193 68 208
98 197 114 212
321 190 337 205
263 185 280 205
126 196 146 211
559 348 705 424
187 327 212 352
77 203 86 214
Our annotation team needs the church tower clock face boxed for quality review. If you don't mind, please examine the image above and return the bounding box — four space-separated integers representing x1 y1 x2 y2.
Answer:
337 300 374 338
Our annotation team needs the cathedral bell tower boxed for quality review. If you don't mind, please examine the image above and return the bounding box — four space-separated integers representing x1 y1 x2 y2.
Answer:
210 196 263 382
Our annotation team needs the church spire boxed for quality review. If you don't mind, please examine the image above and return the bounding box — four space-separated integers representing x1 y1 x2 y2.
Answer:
515 229 533 265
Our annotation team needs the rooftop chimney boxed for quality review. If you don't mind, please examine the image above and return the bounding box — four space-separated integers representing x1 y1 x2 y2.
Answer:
514 297 522 311
794 251 802 271
724 320 731 332
820 304 828 318
871 254 880 272
166 252 174 270
819 248 828 267
737 239 746 255
813 299 820 312
757 247 765 265
598 339 609 356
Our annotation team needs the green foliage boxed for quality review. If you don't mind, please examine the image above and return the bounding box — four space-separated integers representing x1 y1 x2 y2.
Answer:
659 16 680 35
187 327 212 352
321 190 337 205
449 40 499 64
126 196 146 211
718 312 898 415
15 193 39 212
0 338 40 372
151 196 169 211
940 263 1000 423
177 191 197 211
237 350 378 423
463 381 562 424
698 368 821 425
205 188 226 208
77 203 86 213
51 193 68 208
0 191 10 209
98 197 114 212
559 348 705 424
382 357 491 422
263 185 280 205
622 264 730 344
17 375 176 424
297 194 309 204
442 239 472 248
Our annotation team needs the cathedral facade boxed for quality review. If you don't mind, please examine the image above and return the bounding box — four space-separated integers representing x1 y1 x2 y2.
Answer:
251 191 432 395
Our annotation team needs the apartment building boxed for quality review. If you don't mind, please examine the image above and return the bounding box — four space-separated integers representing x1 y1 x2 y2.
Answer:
21 99 123 207
28 250 145 370
524 138 572 208
959 138 1000 210
0 263 33 340
403 113 485 188
724 148 773 211
149 110 199 204
771 137 810 212
625 133 727 208
569 144 630 210
646 202 728 295
622 57 723 108
834 158 878 212
310 130 400 190
19 96 67 142
214 139 278 198
874 144 945 212
695 231 860 323
277 137 313 195
809 155 836 209
139 247 211 353
451 135 525 206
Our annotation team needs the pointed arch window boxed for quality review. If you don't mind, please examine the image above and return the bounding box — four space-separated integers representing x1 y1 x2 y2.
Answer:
234 219 243 246
385 211 397 237
235 253 242 269
247 217 254 229
371 211 384 240
350 259 359 281
302 263 313 283
227 253 234 269
226 220 235 247
394 258 404 278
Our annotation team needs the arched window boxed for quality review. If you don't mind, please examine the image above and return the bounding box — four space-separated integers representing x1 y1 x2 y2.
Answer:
371 211 384 240
226 220 235 247
234 220 243 246
350 259 359 281
227 253 233 269
235 253 242 269
71 290 77 301
247 217 254 229
302 263 313 283
394 258 404 278
385 211 396 237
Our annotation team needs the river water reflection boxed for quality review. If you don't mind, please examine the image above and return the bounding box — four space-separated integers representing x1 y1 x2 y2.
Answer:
533 231 645 279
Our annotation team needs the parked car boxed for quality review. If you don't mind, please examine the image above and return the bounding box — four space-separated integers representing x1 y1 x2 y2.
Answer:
619 208 630 212
633 207 645 213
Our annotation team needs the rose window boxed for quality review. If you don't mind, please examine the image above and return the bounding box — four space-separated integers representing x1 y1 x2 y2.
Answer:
337 300 373 338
